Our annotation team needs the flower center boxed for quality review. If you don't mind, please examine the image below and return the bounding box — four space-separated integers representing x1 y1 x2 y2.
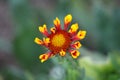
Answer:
51 34 65 47
48 30 71 54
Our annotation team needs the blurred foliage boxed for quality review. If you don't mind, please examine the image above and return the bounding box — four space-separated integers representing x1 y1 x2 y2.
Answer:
71 0 120 52
9 0 53 73
0 0 120 80
79 49 120 80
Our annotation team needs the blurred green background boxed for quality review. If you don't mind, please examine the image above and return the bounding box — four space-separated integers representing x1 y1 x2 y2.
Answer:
0 0 120 80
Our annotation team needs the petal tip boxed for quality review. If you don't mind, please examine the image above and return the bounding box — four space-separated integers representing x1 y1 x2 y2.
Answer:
59 50 66 56
70 50 80 59
34 37 43 45
39 54 48 63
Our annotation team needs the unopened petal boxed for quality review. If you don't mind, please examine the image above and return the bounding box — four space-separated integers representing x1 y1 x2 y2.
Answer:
53 17 61 30
39 24 49 36
70 50 80 59
34 37 43 45
68 23 78 34
59 50 66 56
64 14 72 24
64 14 72 30
39 24 47 33
39 53 49 63
50 27 56 33
43 38 50 46
77 30 86 40
71 41 82 49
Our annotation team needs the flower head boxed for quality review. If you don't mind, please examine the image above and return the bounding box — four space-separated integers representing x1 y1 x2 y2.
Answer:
34 14 86 63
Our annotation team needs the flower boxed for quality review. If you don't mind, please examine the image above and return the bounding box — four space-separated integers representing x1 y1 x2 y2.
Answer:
34 14 86 63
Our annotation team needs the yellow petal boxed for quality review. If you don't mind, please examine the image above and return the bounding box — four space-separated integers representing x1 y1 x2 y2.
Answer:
50 27 56 33
70 50 80 59
39 24 47 33
43 38 50 45
69 23 78 33
53 17 60 27
77 30 86 40
39 54 48 63
73 41 82 49
59 50 66 56
34 37 43 45
64 14 72 24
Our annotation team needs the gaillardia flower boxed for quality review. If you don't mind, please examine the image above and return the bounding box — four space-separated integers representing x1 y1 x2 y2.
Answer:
34 14 86 63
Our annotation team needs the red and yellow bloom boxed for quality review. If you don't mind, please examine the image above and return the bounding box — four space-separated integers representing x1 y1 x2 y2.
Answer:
34 14 86 63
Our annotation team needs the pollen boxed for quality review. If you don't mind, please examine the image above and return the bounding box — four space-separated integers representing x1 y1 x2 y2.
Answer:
48 30 71 54
51 34 65 47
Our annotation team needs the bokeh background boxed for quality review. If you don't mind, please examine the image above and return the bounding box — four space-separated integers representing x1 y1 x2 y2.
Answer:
0 0 120 80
